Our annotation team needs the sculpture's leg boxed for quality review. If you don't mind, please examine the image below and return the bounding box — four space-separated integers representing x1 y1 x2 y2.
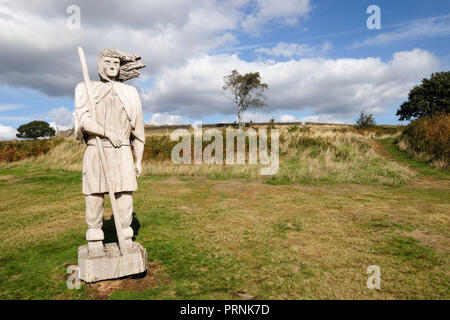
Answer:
115 191 134 250
86 193 105 257
78 190 147 282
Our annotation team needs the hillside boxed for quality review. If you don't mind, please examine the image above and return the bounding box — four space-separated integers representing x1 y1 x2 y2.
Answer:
2 123 414 186
0 124 448 299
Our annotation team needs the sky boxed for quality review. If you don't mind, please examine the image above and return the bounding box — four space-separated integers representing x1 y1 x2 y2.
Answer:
0 0 449 139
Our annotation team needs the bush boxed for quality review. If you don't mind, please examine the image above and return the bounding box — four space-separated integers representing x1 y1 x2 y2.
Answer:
0 138 63 162
288 135 333 150
143 135 178 161
287 124 299 132
398 113 449 168
355 111 376 129
334 146 351 161
269 118 275 129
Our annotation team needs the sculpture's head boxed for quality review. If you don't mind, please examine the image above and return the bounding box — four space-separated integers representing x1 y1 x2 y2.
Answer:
97 48 146 82
101 56 120 80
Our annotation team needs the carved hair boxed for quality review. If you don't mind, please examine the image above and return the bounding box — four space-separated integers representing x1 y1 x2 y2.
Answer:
97 48 146 82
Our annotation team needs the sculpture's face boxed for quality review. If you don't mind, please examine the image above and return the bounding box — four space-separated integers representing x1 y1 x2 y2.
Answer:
102 56 120 79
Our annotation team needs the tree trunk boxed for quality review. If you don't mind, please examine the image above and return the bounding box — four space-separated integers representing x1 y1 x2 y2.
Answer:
237 109 242 128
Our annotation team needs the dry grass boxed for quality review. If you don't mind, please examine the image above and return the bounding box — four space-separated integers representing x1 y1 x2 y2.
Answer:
18 125 414 186
115 178 449 299
273 126 414 185
0 125 448 299
4 137 85 171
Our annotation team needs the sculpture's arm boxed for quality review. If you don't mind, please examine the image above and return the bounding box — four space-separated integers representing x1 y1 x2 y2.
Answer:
132 139 144 177
81 117 107 138
74 82 121 147
131 88 145 177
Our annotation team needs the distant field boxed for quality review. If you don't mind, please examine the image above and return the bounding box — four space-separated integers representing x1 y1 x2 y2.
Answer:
0 124 448 299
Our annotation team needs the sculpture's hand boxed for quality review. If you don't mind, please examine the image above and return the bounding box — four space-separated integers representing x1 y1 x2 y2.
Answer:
105 130 121 148
135 162 142 177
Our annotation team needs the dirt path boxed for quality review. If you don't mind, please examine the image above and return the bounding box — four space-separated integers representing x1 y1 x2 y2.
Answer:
368 139 393 161
370 139 449 189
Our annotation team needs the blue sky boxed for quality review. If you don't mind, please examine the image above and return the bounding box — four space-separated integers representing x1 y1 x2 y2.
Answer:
0 0 449 138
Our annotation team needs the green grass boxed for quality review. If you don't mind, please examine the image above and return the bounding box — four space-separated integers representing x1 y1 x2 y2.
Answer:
0 130 448 299
0 160 448 299
377 138 449 178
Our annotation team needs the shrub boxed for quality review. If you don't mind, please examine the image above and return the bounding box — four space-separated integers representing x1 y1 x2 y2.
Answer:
355 111 376 129
334 146 351 161
0 138 63 162
398 113 449 168
269 118 275 129
354 125 403 137
374 126 403 137
297 126 311 134
143 135 178 161
287 124 299 132
288 135 333 151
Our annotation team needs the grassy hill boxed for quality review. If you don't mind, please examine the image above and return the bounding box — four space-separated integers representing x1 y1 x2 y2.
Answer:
0 124 448 299
4 124 413 185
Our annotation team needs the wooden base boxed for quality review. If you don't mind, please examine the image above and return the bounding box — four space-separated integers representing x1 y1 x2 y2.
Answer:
78 242 147 283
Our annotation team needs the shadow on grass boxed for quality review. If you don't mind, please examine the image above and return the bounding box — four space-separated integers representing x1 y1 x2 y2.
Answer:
102 212 141 244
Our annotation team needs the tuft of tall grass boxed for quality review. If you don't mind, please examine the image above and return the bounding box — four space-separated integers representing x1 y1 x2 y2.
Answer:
275 127 413 185
355 125 403 138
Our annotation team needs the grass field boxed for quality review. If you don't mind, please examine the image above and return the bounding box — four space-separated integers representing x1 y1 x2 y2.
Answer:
0 125 448 299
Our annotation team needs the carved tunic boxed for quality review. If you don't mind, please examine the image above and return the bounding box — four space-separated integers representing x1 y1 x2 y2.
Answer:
74 81 145 195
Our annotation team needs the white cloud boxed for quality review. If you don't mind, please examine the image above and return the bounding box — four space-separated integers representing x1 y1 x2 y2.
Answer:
241 111 273 123
0 104 25 112
256 41 332 58
49 121 72 131
0 116 30 122
0 0 244 96
278 114 296 122
242 0 312 34
353 14 450 48
147 113 186 125
298 114 344 124
0 0 444 126
144 48 439 120
0 123 17 140
47 107 74 128
279 114 344 124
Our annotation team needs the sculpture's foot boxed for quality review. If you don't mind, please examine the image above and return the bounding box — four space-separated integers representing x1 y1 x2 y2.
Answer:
78 242 148 283
87 241 105 258
119 238 134 254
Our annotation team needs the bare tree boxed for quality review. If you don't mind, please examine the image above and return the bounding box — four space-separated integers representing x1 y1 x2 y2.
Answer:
223 69 268 127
